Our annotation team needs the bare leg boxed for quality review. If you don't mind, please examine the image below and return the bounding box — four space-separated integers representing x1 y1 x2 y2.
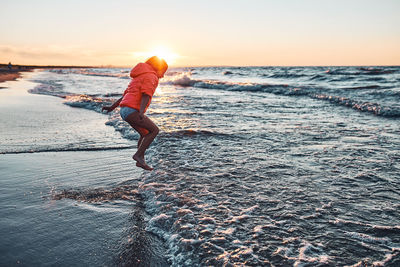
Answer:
135 126 149 148
135 135 144 168
137 136 144 149
125 112 159 170
126 123 147 165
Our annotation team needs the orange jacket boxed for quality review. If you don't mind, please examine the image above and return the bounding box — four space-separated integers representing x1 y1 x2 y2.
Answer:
120 62 159 112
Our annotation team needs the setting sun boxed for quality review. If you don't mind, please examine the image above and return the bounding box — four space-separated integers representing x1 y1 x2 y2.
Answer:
132 46 179 65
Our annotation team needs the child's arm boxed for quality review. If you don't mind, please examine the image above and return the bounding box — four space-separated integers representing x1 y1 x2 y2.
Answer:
102 96 123 113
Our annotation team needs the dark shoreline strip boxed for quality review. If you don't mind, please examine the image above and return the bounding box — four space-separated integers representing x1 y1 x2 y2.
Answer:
53 187 169 266
118 194 169 266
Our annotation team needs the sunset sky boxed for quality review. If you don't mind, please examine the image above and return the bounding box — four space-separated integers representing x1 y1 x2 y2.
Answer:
1 0 399 67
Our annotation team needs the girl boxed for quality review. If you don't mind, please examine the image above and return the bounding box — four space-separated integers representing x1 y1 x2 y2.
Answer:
102 56 168 171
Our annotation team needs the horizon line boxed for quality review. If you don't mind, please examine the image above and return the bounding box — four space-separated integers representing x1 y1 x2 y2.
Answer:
1 63 399 69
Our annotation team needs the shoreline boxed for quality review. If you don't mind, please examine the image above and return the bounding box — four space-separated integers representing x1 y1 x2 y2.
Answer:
0 63 98 85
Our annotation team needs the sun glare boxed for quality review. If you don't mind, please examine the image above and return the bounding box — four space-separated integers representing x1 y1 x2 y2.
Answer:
132 46 179 65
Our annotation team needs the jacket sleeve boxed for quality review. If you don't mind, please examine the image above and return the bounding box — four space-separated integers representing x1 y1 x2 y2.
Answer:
140 74 158 96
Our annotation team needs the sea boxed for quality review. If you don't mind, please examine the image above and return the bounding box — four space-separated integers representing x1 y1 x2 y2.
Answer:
1 66 399 266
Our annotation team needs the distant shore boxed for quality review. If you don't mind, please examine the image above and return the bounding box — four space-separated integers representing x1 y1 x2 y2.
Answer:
0 63 96 84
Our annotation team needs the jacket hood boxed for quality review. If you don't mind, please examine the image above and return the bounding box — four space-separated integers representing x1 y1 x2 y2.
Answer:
130 63 157 78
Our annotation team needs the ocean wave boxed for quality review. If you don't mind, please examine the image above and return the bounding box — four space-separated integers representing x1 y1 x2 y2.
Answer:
76 70 129 79
330 219 400 233
164 71 183 76
358 67 396 75
31 73 400 121
26 89 109 115
29 83 66 98
59 93 232 141
361 76 387 82
50 68 130 79
164 75 308 95
325 67 396 76
309 74 328 81
161 72 198 87
57 94 141 141
222 70 245 76
161 75 400 118
159 129 230 138
267 73 309 79
273 241 331 266
63 94 111 112
344 85 382 90
370 90 400 98
57 95 141 140
30 83 119 100
312 94 400 117
156 74 398 118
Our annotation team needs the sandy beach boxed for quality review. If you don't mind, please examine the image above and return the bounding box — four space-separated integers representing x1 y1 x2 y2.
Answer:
0 71 21 83
0 69 26 84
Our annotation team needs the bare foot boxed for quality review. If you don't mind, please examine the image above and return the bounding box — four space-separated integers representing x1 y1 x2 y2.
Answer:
132 155 153 171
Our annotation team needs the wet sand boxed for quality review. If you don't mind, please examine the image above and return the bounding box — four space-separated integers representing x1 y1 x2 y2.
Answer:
1 151 169 266
0 72 20 83
0 69 25 84
0 73 168 266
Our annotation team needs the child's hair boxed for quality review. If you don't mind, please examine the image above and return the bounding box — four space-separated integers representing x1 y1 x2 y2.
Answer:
146 56 168 74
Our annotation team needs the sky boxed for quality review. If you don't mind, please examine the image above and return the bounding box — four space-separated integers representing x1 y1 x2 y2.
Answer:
1 0 399 66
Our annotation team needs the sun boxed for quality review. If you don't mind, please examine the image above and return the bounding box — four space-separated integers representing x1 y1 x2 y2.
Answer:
132 45 179 65
151 46 179 65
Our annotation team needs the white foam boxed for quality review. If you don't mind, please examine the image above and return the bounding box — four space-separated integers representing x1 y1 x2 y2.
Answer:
345 232 390 245
161 72 197 87
330 218 400 231
295 242 330 266
372 247 400 266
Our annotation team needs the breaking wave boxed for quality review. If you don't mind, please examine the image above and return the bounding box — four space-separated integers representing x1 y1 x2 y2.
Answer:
49 68 130 79
160 73 400 118
30 72 400 118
